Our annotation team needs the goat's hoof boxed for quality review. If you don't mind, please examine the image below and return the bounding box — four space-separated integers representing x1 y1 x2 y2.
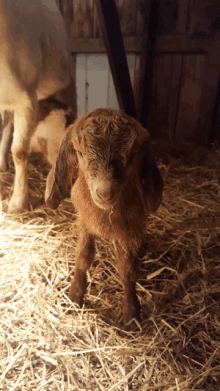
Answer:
7 198 29 214
69 291 84 308
122 297 141 331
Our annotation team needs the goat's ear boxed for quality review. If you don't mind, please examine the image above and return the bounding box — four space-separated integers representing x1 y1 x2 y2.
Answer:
45 125 77 209
138 141 163 215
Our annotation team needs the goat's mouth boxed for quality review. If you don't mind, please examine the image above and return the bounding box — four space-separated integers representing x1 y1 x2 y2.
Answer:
90 189 120 210
93 198 118 209
92 194 119 210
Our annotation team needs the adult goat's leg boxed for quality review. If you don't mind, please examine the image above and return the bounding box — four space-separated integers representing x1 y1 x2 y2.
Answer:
0 111 13 171
116 244 141 326
69 226 95 307
8 96 37 213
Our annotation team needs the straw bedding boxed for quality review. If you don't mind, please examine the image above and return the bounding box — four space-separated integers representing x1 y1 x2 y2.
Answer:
0 140 220 390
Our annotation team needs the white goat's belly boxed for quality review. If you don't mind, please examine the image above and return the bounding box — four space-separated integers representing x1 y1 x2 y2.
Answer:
0 58 37 109
0 64 22 107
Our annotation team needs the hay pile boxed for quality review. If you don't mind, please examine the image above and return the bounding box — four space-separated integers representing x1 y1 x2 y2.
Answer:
0 142 220 391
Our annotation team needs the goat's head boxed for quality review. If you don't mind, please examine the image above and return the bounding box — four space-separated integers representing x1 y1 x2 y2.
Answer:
71 109 146 209
45 108 162 212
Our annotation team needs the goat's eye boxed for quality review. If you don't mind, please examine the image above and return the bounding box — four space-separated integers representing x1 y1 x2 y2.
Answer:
77 151 83 158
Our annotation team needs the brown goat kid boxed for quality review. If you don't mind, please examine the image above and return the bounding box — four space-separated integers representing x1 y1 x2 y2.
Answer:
45 108 163 327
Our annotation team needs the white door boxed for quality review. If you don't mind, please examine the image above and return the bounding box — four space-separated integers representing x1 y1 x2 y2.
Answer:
76 54 140 116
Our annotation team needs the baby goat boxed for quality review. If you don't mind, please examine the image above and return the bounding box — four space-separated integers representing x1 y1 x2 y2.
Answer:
0 98 74 170
45 108 163 326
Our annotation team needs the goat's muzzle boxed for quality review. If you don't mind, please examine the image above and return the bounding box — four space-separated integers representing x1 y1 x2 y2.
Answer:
89 180 120 210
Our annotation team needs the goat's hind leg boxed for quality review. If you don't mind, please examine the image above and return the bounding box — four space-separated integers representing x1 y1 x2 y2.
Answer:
8 96 37 213
69 227 95 307
0 111 13 171
116 244 141 328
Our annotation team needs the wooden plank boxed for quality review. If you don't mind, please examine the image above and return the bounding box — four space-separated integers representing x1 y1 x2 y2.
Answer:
150 55 171 137
115 0 137 37
136 0 150 36
157 0 179 36
133 54 141 110
167 55 183 137
145 56 157 134
176 0 191 34
134 0 151 114
214 104 220 141
69 35 216 55
93 0 102 38
187 0 220 40
175 54 206 142
209 40 220 71
145 54 183 138
193 59 220 145
208 73 220 144
57 0 74 36
60 0 74 22
155 36 211 53
138 0 160 127
71 0 94 38
69 36 143 53
146 54 175 137
94 0 137 118
213 100 220 141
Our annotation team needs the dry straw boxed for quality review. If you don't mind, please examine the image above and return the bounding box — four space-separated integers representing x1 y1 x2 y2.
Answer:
0 139 220 390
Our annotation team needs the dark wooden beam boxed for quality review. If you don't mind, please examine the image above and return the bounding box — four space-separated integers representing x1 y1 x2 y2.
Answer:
94 0 137 119
69 36 143 53
69 35 215 55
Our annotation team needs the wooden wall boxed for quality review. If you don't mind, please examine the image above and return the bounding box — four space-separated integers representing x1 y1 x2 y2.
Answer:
59 0 220 145
59 0 146 38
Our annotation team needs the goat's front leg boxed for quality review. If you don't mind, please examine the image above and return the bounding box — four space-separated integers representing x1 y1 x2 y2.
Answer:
8 97 37 213
116 244 141 327
0 111 13 171
69 227 95 307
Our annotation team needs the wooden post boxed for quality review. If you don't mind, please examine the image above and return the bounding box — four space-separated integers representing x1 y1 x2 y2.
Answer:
94 0 137 119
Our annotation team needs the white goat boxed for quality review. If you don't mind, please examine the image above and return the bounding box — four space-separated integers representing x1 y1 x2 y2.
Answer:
0 0 76 213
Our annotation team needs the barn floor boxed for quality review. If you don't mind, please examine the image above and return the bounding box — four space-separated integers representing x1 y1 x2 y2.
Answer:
0 140 220 391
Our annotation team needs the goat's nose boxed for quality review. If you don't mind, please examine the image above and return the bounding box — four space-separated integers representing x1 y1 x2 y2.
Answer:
96 188 113 202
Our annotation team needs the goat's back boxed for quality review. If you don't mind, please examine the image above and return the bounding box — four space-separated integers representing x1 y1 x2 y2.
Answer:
0 0 71 108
